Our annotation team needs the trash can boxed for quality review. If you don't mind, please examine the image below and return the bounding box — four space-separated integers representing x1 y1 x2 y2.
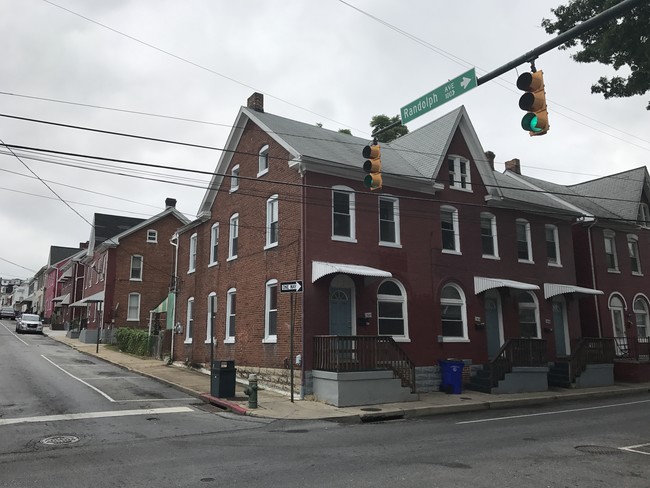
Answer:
211 360 236 398
439 359 464 394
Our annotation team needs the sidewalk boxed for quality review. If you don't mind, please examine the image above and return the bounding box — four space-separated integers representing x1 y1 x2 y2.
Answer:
44 328 650 423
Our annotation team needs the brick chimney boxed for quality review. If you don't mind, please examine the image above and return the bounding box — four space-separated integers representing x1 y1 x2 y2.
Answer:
165 197 177 208
247 92 264 113
505 158 521 175
484 151 495 170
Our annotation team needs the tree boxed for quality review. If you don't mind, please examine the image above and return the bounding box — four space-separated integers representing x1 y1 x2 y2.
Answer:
369 114 409 143
542 0 650 109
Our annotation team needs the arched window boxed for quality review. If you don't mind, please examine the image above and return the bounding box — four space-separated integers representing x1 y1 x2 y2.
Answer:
440 283 467 340
633 296 648 339
377 279 408 340
516 291 539 338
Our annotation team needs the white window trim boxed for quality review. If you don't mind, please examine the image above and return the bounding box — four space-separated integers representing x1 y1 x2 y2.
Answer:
130 255 143 281
440 283 469 341
604 229 619 272
441 205 461 255
545 224 562 267
378 196 402 247
331 186 357 243
480 212 499 259
230 164 240 193
127 292 140 321
448 155 472 192
627 234 642 276
263 279 278 343
516 219 534 264
147 229 158 243
228 214 239 261
225 288 236 343
265 195 279 249
209 223 219 267
257 144 269 177
185 297 194 344
188 233 197 273
377 279 410 342
205 292 216 344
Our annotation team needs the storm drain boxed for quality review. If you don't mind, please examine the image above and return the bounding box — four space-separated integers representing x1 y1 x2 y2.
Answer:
40 435 80 446
575 445 621 455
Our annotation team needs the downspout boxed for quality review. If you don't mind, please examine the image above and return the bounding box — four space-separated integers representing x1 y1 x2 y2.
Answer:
586 220 602 337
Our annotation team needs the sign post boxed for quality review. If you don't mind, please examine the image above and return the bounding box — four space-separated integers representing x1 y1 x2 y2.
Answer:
280 280 303 402
400 68 476 124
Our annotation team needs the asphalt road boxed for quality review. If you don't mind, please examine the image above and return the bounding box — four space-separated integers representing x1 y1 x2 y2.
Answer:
1 319 649 487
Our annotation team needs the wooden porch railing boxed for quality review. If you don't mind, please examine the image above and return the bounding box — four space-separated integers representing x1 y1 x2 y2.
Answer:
568 338 615 383
489 338 547 387
313 335 416 393
613 336 650 360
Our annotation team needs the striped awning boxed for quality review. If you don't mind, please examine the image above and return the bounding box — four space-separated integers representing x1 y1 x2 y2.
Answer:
474 276 539 295
544 283 603 299
312 261 392 283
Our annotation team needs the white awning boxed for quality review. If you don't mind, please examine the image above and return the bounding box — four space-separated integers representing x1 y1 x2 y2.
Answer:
544 283 604 299
474 276 540 295
69 291 105 307
312 261 392 283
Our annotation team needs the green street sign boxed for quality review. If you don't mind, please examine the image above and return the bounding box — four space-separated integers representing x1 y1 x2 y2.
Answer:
401 68 477 124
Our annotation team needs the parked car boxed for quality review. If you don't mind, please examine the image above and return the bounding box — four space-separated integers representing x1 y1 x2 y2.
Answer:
15 313 43 334
0 307 16 320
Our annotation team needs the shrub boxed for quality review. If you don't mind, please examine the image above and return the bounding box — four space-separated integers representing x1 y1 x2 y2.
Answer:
115 327 153 356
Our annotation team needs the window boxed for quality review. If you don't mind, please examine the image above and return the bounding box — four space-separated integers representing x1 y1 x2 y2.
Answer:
628 234 641 274
516 219 533 262
332 186 356 241
379 196 400 246
206 293 216 344
147 230 157 243
440 283 467 340
266 195 279 248
258 144 269 176
480 212 498 258
264 279 278 342
127 293 140 321
634 296 649 339
516 291 539 338
188 233 197 272
184 297 194 343
225 288 236 343
230 165 240 192
377 279 408 340
448 155 471 191
604 230 618 271
441 206 460 253
545 224 561 266
228 214 239 260
210 223 219 265
637 203 650 227
130 255 143 281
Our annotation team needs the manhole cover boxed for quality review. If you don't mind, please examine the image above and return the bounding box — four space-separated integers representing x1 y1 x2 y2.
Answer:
41 435 80 446
575 445 621 455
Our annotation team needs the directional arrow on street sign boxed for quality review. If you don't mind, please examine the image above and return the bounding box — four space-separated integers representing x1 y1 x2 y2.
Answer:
280 280 303 293
401 68 477 124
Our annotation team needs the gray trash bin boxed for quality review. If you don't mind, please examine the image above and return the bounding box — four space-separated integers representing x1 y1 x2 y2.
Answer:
211 360 236 398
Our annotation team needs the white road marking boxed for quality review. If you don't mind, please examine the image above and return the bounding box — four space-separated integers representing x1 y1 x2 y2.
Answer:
1 322 29 345
619 442 650 456
41 354 116 402
456 398 650 424
0 406 194 426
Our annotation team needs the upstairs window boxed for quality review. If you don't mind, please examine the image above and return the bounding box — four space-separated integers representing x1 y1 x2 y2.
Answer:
258 145 269 176
441 206 460 253
188 233 197 272
130 255 143 281
480 212 498 258
604 230 618 272
210 223 219 265
332 186 356 242
266 195 279 248
448 155 471 191
230 165 240 192
628 234 641 275
516 219 533 262
379 196 400 246
545 224 561 266
147 230 158 243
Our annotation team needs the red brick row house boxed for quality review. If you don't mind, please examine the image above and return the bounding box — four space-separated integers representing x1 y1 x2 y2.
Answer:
169 93 644 405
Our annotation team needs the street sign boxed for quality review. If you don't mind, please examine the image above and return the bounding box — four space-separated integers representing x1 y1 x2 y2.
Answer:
401 68 477 124
280 280 303 293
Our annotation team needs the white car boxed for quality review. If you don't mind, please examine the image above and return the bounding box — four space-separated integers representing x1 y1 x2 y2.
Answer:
16 313 43 334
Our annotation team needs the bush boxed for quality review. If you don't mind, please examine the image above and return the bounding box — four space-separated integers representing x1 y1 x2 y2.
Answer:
115 327 153 356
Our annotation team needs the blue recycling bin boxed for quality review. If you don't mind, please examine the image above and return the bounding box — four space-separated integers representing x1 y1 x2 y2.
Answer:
439 359 464 394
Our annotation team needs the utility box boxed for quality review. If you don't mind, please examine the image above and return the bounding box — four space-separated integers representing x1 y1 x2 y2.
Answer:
211 360 236 398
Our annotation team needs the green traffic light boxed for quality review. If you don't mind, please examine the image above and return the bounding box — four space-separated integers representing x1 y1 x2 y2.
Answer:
521 113 543 133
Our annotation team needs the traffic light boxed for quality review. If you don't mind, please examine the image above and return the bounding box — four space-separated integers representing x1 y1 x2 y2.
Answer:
517 70 549 136
362 143 382 190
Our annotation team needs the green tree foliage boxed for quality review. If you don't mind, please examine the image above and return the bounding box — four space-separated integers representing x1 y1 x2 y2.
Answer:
370 114 409 143
542 0 650 109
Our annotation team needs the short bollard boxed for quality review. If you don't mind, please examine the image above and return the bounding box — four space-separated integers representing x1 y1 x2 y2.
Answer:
243 374 258 409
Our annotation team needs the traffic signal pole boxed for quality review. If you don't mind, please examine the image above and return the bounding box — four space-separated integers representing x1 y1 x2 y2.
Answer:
476 0 644 87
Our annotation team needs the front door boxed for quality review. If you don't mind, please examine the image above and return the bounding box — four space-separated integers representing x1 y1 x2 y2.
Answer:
552 297 569 357
485 290 502 358
329 288 352 335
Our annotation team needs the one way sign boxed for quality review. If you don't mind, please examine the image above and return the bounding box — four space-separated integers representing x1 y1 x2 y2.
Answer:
280 280 303 293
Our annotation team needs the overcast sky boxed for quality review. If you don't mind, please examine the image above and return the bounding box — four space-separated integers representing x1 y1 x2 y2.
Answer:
0 0 647 280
